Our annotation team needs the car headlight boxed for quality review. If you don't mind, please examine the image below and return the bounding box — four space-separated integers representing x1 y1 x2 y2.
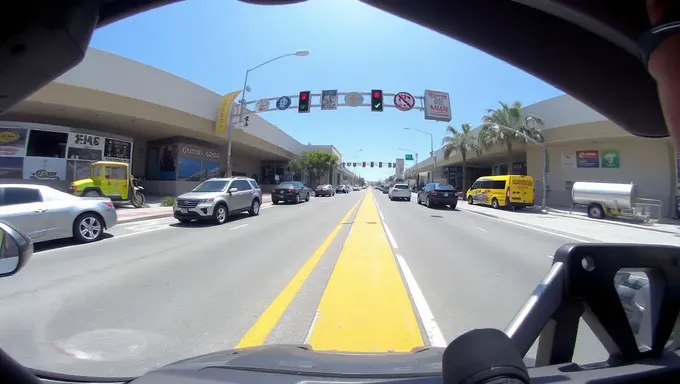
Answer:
198 198 215 204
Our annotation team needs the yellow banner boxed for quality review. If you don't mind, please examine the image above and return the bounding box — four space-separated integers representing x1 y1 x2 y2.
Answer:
215 90 243 135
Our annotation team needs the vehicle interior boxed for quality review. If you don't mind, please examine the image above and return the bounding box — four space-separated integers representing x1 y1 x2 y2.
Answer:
1 0 677 383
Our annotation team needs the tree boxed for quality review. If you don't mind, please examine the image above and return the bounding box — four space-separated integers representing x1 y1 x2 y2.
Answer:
478 101 544 175
287 155 307 180
442 123 482 193
293 150 339 184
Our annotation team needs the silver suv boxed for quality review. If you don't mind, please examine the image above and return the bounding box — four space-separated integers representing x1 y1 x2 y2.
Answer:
174 177 263 225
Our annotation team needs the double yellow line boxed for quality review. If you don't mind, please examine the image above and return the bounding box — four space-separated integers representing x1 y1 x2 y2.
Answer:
237 190 424 352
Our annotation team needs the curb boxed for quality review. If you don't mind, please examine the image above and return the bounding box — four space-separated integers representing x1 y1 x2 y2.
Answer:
118 212 174 224
546 210 678 235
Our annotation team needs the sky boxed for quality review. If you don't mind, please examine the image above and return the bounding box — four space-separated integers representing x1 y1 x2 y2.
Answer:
89 0 564 181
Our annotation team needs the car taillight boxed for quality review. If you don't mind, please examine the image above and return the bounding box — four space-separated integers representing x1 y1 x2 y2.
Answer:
103 201 114 208
69 184 76 192
289 189 295 193
431 191 437 196
258 188 262 195
506 187 511 203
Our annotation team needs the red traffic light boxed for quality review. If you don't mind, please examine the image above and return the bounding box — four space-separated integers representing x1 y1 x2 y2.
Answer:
300 92 308 100
373 91 381 98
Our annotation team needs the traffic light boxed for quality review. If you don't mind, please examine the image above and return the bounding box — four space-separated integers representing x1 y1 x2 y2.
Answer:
352 162 356 167
370 89 383 112
379 162 382 168
298 91 311 113
362 161 366 168
370 161 374 168
388 162 392 168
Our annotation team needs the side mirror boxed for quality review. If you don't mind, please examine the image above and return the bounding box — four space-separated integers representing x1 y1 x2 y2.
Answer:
0 221 33 278
228 188 238 193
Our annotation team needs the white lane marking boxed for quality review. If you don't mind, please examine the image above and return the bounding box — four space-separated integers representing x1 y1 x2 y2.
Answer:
396 254 447 348
383 222 399 249
373 197 398 249
230 224 248 230
465 212 588 242
476 227 488 233
304 311 320 344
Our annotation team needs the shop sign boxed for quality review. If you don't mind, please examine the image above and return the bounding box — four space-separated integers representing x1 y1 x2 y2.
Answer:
0 128 27 157
180 144 220 159
69 133 104 150
576 150 599 168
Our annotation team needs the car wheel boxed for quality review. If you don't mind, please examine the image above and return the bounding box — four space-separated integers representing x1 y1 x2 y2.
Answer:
468 196 474 205
84 190 101 197
73 212 104 243
450 202 457 210
272 200 279 205
407 197 411 202
249 199 260 216
305 193 310 202
295 194 300 204
426 196 433 208
213 203 228 225
178 219 191 224
492 198 500 209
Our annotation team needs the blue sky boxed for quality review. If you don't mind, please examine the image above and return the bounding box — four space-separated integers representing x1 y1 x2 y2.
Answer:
90 0 563 181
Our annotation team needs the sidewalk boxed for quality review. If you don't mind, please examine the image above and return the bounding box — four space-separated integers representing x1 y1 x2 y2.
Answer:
116 193 272 223
456 201 680 245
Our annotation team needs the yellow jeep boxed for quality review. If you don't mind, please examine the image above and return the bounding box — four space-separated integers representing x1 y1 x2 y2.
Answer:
70 161 145 208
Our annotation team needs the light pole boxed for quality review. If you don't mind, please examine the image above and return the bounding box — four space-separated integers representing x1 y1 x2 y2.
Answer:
491 118 548 213
226 50 310 177
403 127 435 182
353 149 363 185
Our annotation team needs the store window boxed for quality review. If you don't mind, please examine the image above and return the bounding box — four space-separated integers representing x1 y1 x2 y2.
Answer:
26 130 68 158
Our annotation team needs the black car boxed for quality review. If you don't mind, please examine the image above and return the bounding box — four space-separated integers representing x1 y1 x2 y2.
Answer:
315 184 335 197
417 183 457 209
272 181 311 204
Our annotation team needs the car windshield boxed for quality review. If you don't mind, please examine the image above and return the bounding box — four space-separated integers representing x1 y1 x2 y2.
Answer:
192 180 228 192
0 0 668 380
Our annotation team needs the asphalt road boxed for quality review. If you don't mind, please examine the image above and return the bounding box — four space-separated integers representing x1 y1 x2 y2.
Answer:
0 189 614 378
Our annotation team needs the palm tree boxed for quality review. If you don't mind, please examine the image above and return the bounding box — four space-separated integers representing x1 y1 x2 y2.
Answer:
442 123 482 192
478 101 544 174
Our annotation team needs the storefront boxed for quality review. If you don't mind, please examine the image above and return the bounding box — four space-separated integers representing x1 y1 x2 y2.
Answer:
144 137 224 195
0 121 133 191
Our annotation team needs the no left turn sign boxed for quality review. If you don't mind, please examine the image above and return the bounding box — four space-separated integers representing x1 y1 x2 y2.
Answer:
394 92 416 111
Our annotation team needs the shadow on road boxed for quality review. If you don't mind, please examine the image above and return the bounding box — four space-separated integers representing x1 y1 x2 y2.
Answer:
169 212 251 228
34 233 115 253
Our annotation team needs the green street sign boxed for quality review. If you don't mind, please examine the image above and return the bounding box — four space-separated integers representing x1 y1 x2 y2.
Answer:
405 154 414 161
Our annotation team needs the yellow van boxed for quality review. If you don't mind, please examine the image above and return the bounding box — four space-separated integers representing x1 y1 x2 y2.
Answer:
466 175 535 209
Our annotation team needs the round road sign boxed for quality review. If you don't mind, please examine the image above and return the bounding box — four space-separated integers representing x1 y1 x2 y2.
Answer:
344 92 364 107
276 96 292 110
394 92 415 111
256 99 270 112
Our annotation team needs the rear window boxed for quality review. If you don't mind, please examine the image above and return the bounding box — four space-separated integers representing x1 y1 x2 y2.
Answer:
434 184 455 190
278 182 297 189
394 184 409 189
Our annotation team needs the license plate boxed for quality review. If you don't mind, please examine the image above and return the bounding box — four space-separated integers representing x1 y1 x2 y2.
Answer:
180 208 188 214
443 193 448 197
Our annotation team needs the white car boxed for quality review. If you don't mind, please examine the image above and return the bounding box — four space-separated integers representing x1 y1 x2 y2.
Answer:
388 184 412 201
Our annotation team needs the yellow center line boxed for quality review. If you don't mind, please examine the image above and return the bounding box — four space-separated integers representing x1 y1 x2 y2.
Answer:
236 195 366 348
307 189 424 352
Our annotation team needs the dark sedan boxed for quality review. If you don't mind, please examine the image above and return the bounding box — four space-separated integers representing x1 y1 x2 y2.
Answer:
315 184 335 197
417 182 458 209
272 181 311 204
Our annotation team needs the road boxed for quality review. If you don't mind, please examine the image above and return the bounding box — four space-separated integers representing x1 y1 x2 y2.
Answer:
0 188 619 377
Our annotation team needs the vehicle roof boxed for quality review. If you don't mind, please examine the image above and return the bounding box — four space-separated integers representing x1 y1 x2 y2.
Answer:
92 161 129 167
207 177 254 182
477 175 534 181
0 184 56 190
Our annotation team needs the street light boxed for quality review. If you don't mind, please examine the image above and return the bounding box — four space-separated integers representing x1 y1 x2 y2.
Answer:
226 50 311 176
403 127 435 182
491 118 548 213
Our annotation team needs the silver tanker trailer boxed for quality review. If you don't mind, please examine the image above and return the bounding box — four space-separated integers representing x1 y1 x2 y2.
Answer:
570 181 662 222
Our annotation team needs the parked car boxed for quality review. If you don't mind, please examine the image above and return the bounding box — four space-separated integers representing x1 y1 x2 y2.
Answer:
388 183 412 201
352 186 361 191
174 177 262 225
336 185 349 194
0 184 117 243
315 184 335 197
417 182 458 209
272 181 311 204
